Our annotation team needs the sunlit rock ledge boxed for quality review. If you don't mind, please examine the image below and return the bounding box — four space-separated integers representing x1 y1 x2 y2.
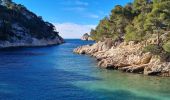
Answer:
74 40 170 77
0 37 64 48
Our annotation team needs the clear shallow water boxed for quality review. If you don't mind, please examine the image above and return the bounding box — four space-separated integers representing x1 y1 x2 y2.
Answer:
0 39 169 100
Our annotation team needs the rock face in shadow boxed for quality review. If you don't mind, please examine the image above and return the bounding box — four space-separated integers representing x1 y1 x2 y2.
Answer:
74 40 170 77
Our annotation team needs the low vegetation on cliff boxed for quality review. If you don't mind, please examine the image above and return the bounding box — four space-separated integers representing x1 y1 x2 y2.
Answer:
0 0 63 47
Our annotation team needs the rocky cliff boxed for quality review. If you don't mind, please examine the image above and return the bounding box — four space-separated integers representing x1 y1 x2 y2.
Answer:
74 39 170 77
0 0 64 48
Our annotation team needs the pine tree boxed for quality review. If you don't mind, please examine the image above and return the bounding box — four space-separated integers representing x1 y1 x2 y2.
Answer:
145 0 170 46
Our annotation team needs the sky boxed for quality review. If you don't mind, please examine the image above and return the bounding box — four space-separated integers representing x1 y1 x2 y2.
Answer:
13 0 133 39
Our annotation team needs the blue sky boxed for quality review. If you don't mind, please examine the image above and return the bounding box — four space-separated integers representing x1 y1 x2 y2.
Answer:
13 0 133 38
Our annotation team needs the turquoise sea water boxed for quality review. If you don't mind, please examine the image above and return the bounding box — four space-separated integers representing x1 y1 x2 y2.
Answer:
0 39 169 100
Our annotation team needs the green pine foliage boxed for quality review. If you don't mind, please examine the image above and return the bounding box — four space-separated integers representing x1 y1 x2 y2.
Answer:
90 4 134 41
90 0 170 55
90 0 170 41
163 42 170 53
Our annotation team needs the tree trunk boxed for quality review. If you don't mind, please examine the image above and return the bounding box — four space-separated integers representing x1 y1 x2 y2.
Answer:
157 29 160 47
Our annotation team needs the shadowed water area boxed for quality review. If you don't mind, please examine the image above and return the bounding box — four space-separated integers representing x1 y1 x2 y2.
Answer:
0 39 169 100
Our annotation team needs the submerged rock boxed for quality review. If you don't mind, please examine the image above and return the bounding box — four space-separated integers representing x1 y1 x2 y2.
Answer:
74 40 170 77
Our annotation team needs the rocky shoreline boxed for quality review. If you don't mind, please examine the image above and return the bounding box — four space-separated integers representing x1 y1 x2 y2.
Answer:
0 36 64 49
74 40 170 77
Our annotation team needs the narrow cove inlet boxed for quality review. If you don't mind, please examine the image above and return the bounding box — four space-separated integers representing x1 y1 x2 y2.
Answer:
0 40 169 100
0 0 170 100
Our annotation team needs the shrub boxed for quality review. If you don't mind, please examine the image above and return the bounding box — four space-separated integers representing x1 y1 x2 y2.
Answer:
143 44 162 55
160 51 170 62
163 42 170 53
125 25 143 42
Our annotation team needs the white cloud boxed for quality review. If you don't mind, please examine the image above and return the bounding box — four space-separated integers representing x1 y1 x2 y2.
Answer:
61 0 89 12
75 0 89 6
64 7 86 12
87 14 99 19
61 0 89 7
54 23 96 39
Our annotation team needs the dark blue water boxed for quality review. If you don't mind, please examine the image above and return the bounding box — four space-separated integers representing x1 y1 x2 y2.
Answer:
0 39 169 100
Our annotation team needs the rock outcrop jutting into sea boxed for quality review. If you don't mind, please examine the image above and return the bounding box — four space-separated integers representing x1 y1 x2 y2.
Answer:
0 0 64 48
81 33 93 41
74 39 170 77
